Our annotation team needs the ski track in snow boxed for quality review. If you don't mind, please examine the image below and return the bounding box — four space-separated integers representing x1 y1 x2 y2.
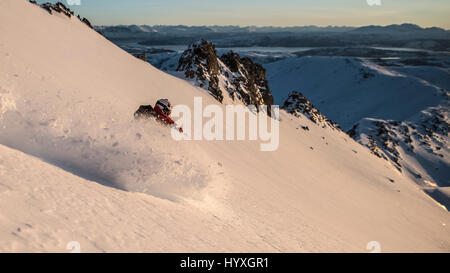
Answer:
0 100 217 202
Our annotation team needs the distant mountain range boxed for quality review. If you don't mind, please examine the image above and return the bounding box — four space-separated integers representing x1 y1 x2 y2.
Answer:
352 23 449 34
95 24 357 34
96 23 449 34
96 23 450 51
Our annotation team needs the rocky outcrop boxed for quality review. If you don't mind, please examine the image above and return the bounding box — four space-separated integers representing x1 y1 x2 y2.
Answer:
348 120 404 170
348 106 449 173
282 91 341 130
177 40 273 109
40 2 74 17
30 1 93 29
177 40 222 102
220 51 274 107
80 17 93 29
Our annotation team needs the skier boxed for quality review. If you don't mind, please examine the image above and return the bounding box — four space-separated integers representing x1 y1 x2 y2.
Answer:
134 99 183 132
153 99 174 125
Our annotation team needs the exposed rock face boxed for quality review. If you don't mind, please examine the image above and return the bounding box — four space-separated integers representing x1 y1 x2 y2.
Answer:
31 1 93 29
40 2 74 17
348 106 449 175
348 120 404 170
80 17 93 29
220 51 274 107
177 40 273 108
177 40 222 102
282 91 341 130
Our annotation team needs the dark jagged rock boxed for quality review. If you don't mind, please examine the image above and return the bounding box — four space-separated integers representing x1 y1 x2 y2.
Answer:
34 2 93 29
177 40 222 102
40 2 74 18
349 120 409 171
282 91 342 130
220 51 274 108
81 17 93 29
176 40 273 109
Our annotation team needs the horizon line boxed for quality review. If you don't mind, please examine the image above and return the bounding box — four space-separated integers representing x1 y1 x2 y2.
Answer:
94 23 449 31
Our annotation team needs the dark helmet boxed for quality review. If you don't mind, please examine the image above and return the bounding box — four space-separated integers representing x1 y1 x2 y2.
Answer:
156 99 172 115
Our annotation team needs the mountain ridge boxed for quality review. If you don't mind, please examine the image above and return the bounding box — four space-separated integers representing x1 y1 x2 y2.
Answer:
96 23 449 33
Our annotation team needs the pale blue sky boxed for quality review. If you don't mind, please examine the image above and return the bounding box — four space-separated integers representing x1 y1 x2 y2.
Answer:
39 0 450 28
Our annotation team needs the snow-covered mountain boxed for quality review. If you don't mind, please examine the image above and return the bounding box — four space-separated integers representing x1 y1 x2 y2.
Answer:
352 23 449 37
0 0 449 253
97 23 449 38
266 56 450 208
347 105 449 197
95 25 356 36
266 57 447 130
98 22 450 51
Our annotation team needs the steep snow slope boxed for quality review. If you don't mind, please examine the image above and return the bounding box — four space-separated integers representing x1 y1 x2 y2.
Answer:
0 0 449 252
0 143 268 252
348 108 450 209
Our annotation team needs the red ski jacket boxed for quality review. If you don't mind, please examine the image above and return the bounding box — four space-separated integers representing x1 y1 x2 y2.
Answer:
154 105 175 125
